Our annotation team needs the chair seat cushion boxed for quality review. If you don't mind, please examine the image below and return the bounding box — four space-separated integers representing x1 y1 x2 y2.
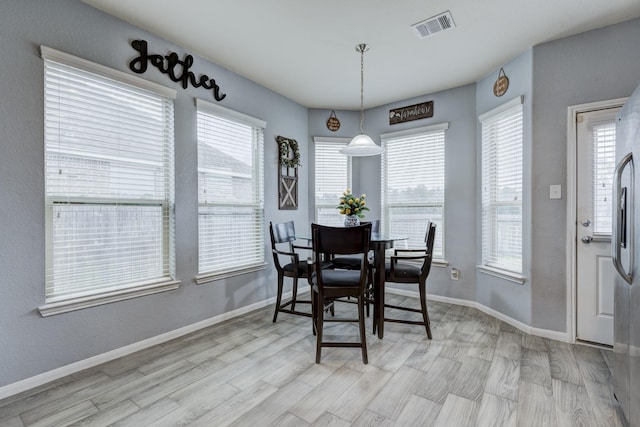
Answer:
284 260 331 276
385 262 421 280
313 269 362 287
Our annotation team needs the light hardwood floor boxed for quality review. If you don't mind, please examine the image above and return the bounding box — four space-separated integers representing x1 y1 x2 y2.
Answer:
0 295 628 426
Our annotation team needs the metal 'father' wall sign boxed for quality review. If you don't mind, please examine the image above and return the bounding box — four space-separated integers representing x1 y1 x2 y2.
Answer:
389 101 433 125
129 40 227 101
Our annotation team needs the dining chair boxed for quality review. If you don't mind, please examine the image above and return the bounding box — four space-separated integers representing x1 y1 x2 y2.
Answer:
330 219 379 270
380 221 436 339
270 220 332 322
308 223 372 364
331 220 379 316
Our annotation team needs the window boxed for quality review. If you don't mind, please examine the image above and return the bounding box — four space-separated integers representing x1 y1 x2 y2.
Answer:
42 46 178 314
196 99 266 281
480 96 524 274
592 121 616 235
381 123 448 258
314 137 351 226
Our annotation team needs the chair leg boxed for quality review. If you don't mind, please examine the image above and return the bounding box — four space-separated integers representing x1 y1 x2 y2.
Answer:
272 273 285 323
365 268 374 317
312 288 318 336
315 293 325 363
419 279 432 339
358 295 368 364
291 276 298 311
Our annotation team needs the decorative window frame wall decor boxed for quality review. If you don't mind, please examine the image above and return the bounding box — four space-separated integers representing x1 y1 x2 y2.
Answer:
276 135 299 210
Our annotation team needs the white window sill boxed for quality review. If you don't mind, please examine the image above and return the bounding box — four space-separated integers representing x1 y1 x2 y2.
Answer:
477 265 526 285
196 263 267 285
433 259 449 268
38 279 181 317
382 255 448 268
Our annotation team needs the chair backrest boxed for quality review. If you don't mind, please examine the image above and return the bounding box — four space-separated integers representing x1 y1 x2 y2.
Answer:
271 220 296 245
362 219 380 234
270 221 298 269
421 222 437 279
312 223 372 289
312 223 371 257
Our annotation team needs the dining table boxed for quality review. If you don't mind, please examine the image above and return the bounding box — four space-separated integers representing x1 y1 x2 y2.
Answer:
298 228 408 339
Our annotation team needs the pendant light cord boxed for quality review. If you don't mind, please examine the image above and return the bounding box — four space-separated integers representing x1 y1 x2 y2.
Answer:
357 44 368 134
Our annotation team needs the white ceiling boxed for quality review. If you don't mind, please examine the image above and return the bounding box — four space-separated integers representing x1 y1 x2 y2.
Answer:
82 0 640 110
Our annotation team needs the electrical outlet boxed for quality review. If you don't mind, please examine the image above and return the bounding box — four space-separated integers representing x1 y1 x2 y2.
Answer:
451 268 459 281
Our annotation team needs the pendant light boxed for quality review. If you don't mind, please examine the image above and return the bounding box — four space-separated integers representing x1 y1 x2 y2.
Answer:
340 43 383 156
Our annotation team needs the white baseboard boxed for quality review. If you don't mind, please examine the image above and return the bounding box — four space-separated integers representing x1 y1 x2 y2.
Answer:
387 288 570 343
0 291 289 401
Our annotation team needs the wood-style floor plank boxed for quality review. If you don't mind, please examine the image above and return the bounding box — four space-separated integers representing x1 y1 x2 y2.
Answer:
552 378 598 427
520 348 552 390
449 356 491 401
288 366 361 424
516 380 555 427
494 331 522 360
476 392 517 427
484 356 520 401
432 393 479 427
0 295 626 426
393 394 441 426
230 379 313 427
366 365 422 419
547 340 583 385
413 356 462 404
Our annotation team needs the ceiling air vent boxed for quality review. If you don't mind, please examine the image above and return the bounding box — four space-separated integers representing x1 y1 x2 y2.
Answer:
412 11 455 39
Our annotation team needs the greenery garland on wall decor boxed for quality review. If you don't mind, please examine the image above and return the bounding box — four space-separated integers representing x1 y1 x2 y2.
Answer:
276 135 301 168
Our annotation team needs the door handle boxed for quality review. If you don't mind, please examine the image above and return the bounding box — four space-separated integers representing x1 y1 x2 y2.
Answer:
612 152 634 284
581 236 593 244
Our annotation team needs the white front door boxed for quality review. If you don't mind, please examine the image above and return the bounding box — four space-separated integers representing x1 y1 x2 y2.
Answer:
576 107 620 346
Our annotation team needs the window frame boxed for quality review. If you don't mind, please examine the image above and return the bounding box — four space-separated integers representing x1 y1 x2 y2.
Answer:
195 98 266 284
313 137 352 226
479 95 525 279
380 122 448 260
39 46 179 317
590 119 616 238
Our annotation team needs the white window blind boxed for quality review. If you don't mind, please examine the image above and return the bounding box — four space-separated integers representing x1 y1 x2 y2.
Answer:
592 121 616 235
381 123 448 258
314 137 351 226
196 99 265 278
480 96 523 274
43 47 176 302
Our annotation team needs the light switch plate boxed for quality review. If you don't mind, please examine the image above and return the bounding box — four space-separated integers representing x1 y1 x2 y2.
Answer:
550 184 562 199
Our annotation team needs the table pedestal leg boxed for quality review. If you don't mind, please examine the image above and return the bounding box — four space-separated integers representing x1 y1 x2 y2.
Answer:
374 244 385 339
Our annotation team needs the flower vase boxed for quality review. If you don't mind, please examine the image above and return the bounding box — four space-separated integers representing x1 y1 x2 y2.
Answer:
344 215 360 227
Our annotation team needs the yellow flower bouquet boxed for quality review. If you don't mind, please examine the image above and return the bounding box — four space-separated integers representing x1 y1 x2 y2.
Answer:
336 189 369 218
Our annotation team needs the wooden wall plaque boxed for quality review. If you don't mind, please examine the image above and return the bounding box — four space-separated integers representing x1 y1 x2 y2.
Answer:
389 101 433 125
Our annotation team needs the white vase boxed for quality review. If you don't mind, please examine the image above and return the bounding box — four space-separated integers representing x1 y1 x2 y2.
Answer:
344 215 360 227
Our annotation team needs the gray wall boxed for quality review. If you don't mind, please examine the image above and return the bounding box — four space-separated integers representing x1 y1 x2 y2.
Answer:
475 49 534 325
530 18 640 331
0 0 309 387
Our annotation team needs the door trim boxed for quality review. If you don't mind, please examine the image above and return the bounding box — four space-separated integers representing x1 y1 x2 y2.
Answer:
566 97 627 344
